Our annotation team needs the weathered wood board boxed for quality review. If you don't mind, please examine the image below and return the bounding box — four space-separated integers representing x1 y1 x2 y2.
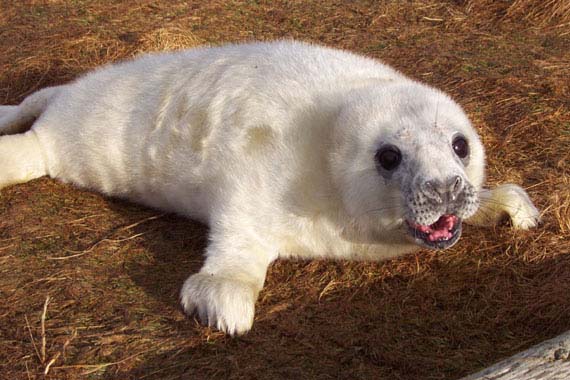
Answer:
460 331 570 380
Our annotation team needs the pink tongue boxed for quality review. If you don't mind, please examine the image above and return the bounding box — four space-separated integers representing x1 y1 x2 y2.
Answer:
416 215 457 242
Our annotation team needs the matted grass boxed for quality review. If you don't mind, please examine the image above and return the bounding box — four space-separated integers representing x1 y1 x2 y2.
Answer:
0 1 569 379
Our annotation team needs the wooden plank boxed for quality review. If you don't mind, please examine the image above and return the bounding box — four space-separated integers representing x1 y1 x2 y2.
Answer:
460 331 570 380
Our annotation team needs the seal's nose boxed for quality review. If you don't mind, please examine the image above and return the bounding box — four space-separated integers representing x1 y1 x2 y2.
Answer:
421 175 463 203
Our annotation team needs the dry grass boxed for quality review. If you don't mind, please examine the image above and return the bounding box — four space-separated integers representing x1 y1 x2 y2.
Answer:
507 0 570 27
467 0 570 28
1 1 569 379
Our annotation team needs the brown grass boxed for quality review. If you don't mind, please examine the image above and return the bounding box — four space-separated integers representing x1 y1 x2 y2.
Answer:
1 1 569 379
507 0 570 26
467 0 570 27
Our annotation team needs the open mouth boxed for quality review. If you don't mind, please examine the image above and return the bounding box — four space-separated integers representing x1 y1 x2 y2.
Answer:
406 214 462 250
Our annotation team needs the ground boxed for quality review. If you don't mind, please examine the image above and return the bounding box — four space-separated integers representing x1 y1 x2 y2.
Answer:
0 1 569 379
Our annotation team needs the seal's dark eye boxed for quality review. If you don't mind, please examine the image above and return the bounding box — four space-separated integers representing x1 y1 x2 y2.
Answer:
376 145 402 171
452 136 469 159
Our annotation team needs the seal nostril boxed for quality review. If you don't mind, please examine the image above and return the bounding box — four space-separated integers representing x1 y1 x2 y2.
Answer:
453 176 462 191
421 180 443 203
422 177 463 204
447 176 463 201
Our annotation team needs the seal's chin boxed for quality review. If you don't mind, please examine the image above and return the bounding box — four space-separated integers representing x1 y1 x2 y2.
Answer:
406 214 462 250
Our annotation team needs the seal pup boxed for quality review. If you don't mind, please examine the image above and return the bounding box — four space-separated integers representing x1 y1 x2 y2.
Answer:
0 41 540 335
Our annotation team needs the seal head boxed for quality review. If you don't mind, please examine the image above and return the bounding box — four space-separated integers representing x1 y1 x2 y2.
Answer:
330 82 485 250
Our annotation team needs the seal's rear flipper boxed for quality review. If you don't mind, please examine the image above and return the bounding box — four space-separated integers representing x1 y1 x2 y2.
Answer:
0 86 64 135
0 131 47 189
0 106 18 117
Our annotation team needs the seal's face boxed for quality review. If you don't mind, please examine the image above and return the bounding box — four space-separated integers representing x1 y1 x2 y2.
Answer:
330 83 485 250
376 131 480 249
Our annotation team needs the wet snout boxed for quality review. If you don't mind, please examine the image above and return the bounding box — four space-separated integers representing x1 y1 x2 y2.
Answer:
420 175 464 204
405 142 475 226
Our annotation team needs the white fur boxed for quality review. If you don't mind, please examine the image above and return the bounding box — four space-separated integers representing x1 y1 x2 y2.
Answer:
468 184 540 229
0 41 539 335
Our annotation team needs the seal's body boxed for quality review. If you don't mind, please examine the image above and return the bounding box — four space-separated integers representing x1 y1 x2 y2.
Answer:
0 41 539 335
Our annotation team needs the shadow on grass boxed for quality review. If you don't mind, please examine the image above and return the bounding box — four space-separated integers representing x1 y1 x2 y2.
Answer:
116 216 570 380
4 181 567 380
124 211 209 312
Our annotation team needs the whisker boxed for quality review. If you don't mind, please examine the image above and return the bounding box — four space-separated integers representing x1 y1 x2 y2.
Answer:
434 99 439 128
345 167 377 176
477 199 538 220
470 205 501 222
385 218 405 230
478 198 520 209
476 202 510 216
354 205 405 221
474 202 538 222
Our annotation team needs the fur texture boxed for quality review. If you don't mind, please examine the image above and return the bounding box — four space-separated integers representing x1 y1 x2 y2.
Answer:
0 41 540 335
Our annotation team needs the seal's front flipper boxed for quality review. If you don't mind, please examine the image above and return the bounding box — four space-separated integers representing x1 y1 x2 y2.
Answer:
467 184 540 230
179 221 275 336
